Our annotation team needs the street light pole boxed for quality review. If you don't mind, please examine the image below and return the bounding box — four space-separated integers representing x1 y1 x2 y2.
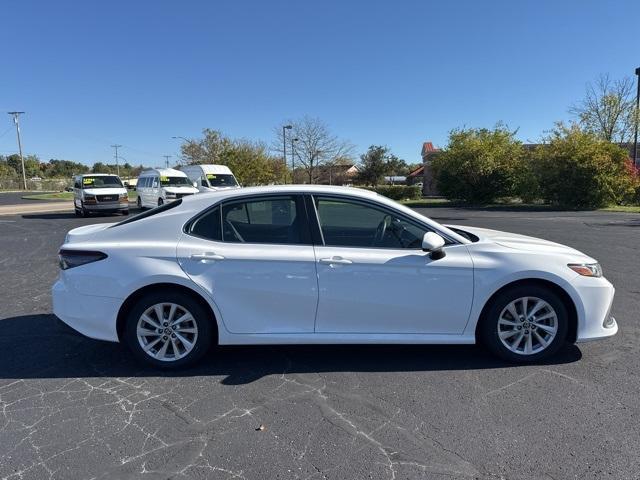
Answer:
291 137 299 183
282 125 292 184
163 155 172 168
111 144 122 176
633 67 640 168
7 112 26 190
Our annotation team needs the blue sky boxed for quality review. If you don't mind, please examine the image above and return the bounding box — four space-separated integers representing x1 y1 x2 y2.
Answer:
1 0 638 167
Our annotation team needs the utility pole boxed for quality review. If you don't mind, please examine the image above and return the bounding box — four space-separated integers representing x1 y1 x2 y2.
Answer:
111 144 122 176
282 125 292 184
634 67 640 168
291 137 299 184
7 112 26 190
162 155 172 168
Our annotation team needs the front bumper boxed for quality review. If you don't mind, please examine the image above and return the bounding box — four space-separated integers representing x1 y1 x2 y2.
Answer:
572 275 618 342
83 201 128 211
52 277 122 342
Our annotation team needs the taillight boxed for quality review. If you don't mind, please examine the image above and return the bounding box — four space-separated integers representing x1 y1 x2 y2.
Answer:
58 250 107 270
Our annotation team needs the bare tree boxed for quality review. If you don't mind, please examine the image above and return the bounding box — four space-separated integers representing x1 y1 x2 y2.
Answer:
274 116 354 183
569 74 638 143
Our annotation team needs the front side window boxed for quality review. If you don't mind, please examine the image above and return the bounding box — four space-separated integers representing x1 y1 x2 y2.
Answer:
221 196 307 244
81 176 123 189
314 196 429 249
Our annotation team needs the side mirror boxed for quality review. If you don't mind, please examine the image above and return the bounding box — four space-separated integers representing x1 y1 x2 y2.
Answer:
422 232 446 260
194 181 198 188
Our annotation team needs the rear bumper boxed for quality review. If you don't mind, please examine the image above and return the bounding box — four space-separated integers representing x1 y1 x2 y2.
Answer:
52 277 121 342
572 276 618 342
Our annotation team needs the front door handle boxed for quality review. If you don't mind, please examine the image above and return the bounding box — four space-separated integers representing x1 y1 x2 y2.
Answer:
190 252 225 262
319 257 353 265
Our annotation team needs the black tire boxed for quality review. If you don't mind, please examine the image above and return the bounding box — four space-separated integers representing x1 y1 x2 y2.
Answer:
479 284 568 363
74 208 81 217
80 204 89 217
121 209 129 216
137 197 142 209
158 198 164 206
124 291 214 369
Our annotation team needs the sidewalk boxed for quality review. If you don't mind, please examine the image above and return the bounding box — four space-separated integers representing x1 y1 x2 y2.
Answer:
0 202 73 216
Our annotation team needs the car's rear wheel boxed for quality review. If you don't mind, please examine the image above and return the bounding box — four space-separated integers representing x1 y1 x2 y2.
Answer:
124 291 213 368
479 284 568 363
158 198 164 206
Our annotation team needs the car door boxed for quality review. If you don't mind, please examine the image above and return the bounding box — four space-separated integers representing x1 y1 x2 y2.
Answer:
177 194 319 334
310 195 474 334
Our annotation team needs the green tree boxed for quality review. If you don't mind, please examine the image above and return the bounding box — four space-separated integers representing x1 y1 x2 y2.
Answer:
431 126 525 203
180 129 287 185
46 159 89 177
532 123 634 208
357 146 393 186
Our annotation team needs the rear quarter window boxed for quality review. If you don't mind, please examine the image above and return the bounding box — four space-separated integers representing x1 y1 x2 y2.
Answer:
110 199 183 228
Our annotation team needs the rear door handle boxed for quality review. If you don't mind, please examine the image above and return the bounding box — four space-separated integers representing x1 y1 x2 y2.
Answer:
190 252 225 262
319 257 353 265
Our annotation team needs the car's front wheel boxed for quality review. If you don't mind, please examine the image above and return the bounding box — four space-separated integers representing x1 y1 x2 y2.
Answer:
479 284 568 362
124 291 214 368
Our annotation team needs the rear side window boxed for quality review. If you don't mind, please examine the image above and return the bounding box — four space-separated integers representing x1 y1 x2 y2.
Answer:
188 206 222 241
220 196 309 244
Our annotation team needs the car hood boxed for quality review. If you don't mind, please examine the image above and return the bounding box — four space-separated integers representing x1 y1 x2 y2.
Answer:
165 186 199 194
446 224 595 261
83 187 126 196
203 186 240 191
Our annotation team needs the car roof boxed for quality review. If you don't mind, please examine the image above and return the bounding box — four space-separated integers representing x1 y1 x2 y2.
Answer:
139 168 186 176
182 164 233 174
79 173 120 177
179 184 377 208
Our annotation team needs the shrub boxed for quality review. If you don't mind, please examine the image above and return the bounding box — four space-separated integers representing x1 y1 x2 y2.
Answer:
431 126 525 203
532 124 634 208
360 185 422 200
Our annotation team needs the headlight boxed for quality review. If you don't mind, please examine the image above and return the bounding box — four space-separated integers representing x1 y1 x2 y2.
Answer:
118 193 128 203
83 194 96 204
568 263 603 277
165 193 177 198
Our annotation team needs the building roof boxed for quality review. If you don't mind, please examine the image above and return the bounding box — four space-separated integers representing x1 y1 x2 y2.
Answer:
407 165 425 178
421 142 438 157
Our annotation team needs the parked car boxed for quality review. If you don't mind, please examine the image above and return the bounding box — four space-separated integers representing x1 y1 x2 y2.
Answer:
53 185 617 368
179 164 240 192
136 168 199 209
72 173 129 217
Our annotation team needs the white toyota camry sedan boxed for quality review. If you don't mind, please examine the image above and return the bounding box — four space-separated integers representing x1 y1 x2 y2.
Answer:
52 185 617 368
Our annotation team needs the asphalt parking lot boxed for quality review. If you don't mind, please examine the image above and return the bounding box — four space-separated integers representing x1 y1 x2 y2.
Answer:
0 205 639 479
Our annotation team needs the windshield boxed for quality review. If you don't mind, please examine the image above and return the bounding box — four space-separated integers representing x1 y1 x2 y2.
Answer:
205 173 238 187
160 176 192 187
81 176 123 188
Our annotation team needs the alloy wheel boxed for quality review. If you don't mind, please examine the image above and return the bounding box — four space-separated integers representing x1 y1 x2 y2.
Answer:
497 296 558 355
136 303 198 362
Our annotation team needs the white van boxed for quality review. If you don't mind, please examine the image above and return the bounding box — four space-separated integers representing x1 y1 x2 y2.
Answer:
179 164 240 192
136 168 199 209
73 173 129 217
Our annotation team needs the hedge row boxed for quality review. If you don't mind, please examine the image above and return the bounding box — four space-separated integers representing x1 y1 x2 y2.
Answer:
430 125 638 209
360 185 422 200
